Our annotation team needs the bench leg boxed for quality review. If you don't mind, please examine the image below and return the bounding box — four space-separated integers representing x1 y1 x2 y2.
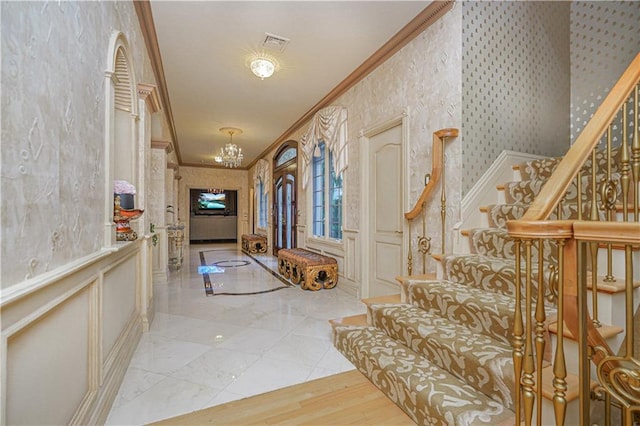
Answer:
303 265 338 291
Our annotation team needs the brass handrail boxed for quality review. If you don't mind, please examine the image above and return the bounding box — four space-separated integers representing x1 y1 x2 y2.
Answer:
404 128 458 220
404 128 458 275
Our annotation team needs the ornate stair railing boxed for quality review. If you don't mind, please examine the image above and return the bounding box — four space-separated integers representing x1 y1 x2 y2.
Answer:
507 52 640 425
404 128 458 275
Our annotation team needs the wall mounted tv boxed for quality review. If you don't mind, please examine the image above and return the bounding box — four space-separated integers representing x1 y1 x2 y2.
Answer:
191 189 237 216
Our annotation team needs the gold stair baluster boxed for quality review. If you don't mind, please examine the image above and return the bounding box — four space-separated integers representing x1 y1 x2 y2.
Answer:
513 238 524 426
440 142 447 255
589 149 602 327
620 101 631 223
553 238 567 426
535 238 546 424
407 219 413 275
602 125 616 283
522 239 535 425
632 84 640 221
422 201 427 274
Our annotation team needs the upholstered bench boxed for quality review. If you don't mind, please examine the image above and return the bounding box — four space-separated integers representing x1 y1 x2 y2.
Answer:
277 248 338 291
241 234 268 254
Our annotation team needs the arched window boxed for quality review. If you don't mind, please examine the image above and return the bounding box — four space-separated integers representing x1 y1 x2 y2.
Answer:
254 158 270 230
311 141 342 240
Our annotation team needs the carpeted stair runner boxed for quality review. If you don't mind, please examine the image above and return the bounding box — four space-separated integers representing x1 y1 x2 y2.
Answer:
333 325 516 425
331 149 619 425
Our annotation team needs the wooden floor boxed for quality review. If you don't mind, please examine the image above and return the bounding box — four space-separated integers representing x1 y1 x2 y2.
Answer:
151 370 415 425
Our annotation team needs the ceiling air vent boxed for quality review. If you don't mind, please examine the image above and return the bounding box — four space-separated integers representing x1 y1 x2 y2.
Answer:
262 33 290 52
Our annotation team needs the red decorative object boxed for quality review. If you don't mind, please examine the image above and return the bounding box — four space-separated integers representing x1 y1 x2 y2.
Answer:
114 195 144 241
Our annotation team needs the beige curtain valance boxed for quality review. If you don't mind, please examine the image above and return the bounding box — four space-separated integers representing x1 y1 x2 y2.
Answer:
254 158 270 194
301 106 348 189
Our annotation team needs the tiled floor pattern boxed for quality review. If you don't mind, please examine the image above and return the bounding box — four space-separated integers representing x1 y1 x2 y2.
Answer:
106 243 365 425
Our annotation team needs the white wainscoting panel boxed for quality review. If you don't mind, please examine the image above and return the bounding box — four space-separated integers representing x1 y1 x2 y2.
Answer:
1 241 148 425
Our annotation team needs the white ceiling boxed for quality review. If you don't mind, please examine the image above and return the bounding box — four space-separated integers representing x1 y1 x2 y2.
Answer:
149 1 429 168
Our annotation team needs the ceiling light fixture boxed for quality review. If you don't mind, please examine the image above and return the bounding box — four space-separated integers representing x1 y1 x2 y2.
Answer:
215 127 243 168
250 56 276 80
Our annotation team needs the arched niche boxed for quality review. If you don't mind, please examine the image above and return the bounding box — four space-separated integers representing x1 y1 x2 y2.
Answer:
104 31 139 245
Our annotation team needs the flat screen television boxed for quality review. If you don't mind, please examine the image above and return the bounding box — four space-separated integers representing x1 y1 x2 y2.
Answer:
198 192 226 211
191 189 237 216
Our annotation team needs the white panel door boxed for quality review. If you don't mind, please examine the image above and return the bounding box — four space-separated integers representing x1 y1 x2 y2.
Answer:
368 124 403 297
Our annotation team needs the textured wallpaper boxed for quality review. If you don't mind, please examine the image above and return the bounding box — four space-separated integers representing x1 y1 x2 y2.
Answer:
1 2 155 287
283 4 463 254
570 1 640 143
461 1 572 195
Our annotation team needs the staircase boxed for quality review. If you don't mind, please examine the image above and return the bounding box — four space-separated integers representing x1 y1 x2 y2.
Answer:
332 53 640 425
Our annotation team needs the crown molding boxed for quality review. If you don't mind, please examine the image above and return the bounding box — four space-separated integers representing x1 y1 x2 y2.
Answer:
134 1 182 162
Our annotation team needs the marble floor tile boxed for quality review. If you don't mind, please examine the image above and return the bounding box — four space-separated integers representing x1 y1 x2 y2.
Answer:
106 242 366 425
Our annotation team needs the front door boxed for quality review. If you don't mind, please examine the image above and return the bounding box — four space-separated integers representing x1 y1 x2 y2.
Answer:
274 173 296 253
272 142 298 255
368 124 403 297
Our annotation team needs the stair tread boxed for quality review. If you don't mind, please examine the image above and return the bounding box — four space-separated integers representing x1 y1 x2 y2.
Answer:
548 321 623 340
586 272 640 293
361 294 401 306
536 365 596 402
395 273 437 284
329 314 367 328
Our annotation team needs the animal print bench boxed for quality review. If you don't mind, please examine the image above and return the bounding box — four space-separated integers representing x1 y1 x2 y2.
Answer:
277 248 338 291
241 234 267 254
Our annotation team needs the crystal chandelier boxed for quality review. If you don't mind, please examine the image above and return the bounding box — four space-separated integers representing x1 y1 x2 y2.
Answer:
215 127 243 168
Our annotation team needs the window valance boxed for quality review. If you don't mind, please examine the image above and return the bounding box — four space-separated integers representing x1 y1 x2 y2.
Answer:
301 106 348 189
253 158 270 194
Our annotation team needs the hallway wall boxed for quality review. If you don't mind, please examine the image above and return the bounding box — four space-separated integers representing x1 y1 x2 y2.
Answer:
1 2 157 424
250 4 463 293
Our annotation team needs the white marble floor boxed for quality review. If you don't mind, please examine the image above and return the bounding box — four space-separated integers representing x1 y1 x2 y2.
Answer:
106 243 366 425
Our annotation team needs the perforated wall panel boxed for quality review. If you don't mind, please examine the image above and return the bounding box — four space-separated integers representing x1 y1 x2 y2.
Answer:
461 1 571 195
570 1 640 143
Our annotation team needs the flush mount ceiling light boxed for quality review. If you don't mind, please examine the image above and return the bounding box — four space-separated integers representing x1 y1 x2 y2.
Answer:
250 57 276 80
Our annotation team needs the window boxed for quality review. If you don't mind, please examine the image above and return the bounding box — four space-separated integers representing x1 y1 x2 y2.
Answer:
257 179 268 228
312 141 343 240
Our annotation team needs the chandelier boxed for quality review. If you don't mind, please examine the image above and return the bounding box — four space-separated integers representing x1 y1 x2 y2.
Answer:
215 127 243 168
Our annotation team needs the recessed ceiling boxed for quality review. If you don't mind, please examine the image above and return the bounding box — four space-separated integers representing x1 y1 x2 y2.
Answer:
149 1 430 168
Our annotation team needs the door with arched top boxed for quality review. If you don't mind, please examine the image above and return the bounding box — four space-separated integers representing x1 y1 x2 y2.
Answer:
272 142 298 255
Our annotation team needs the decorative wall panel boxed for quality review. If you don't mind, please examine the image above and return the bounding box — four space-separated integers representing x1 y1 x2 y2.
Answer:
461 1 571 195
570 1 640 142
1 2 156 288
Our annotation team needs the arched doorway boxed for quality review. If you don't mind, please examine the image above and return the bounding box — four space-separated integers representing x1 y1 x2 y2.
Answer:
272 141 298 255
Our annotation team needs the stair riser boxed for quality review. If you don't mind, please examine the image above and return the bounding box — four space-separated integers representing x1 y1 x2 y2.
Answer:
549 332 621 378
586 287 640 348
596 248 640 281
